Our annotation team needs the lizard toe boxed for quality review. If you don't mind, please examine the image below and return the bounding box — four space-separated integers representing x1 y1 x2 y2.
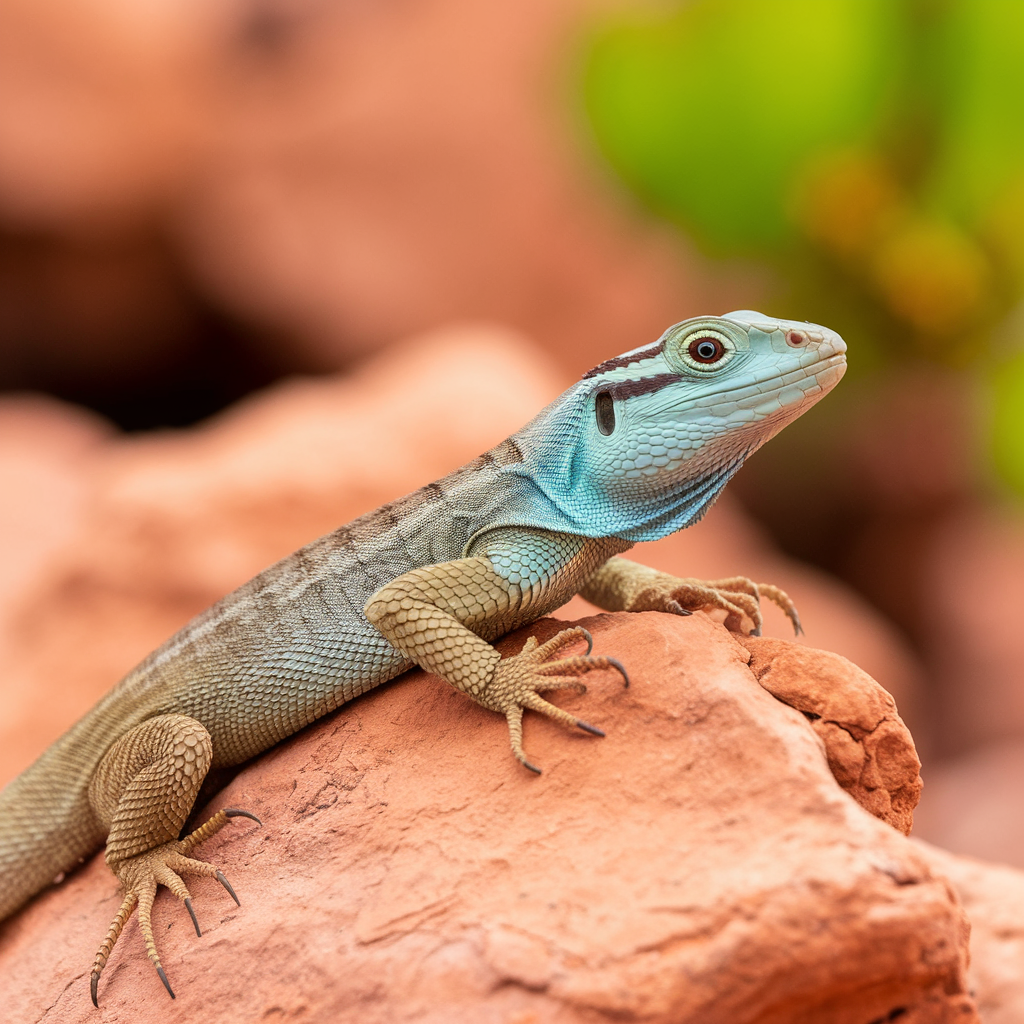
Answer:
530 626 594 661
491 638 628 771
89 810 259 1005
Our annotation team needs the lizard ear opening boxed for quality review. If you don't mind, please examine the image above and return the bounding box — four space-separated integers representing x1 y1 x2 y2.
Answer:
595 391 616 435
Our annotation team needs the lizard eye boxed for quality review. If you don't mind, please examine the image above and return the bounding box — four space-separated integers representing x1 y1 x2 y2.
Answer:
664 321 739 374
673 329 733 372
689 337 725 363
595 391 616 435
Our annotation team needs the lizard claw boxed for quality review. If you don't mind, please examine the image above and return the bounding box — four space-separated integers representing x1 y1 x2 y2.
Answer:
487 627 627 773
632 575 801 637
184 897 201 936
578 627 594 656
665 599 692 618
757 583 802 635
223 808 262 825
605 657 629 688
156 966 176 1000
89 808 260 1005
216 869 241 906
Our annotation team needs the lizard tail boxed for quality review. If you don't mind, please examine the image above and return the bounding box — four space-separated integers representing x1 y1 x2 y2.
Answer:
0 740 106 921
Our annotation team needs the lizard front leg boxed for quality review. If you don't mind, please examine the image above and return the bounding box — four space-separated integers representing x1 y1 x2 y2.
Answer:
580 557 802 637
87 714 260 1004
364 532 628 773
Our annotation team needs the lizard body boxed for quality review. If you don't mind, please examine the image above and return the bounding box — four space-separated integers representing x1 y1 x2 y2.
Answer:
0 311 846 1002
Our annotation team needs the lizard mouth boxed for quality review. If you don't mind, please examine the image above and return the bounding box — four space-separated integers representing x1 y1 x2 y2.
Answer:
724 350 847 402
603 349 847 489
811 354 847 392
738 351 848 416
642 350 848 415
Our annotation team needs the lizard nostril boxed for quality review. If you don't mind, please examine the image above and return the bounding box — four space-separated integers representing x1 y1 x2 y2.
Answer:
786 330 809 348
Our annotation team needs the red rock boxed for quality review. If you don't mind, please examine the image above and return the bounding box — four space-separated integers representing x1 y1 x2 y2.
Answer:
0 0 691 372
0 0 204 224
921 507 1024 757
557 495 928 744
740 636 922 836
907 506 1024 866
0 395 110 624
0 613 976 1023
915 841 1024 1024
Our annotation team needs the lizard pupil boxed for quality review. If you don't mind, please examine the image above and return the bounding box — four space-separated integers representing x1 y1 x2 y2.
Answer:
690 338 723 363
595 391 616 435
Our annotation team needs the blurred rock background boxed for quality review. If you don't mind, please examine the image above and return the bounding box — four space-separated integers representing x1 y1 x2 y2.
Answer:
1 0 1024 873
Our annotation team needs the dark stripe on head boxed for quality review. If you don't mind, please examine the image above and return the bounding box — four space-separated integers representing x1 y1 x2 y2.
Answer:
606 373 682 402
581 342 664 380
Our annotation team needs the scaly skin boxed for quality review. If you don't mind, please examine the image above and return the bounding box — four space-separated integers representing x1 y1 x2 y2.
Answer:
0 310 846 1003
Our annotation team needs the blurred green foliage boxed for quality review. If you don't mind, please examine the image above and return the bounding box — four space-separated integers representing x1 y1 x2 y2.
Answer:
992 347 1024 495
585 0 904 251
582 0 1024 493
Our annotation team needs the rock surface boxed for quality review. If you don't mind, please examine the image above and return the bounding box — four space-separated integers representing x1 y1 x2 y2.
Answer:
909 507 1024 869
921 506 1024 758
916 841 1024 1024
0 613 975 1023
740 637 922 836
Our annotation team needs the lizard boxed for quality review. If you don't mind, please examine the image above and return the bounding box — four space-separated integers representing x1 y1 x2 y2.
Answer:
0 310 846 1005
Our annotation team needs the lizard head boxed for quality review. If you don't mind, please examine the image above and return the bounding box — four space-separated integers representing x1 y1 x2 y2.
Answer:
514 311 847 542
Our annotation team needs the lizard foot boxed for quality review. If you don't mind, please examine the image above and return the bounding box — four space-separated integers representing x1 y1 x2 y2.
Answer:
631 575 801 637
90 808 260 1006
489 627 628 774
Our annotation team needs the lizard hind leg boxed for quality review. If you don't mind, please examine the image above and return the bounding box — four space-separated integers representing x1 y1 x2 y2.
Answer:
87 715 261 1005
